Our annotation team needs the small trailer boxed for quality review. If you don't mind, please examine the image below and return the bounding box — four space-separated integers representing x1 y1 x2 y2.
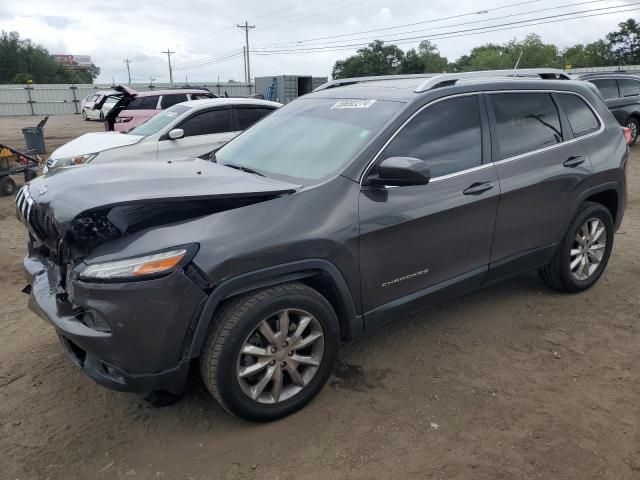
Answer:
0 144 40 196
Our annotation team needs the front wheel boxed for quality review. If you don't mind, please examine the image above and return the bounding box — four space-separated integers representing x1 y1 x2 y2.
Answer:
626 117 639 145
82 109 88 121
0 176 16 196
539 202 614 293
200 283 339 422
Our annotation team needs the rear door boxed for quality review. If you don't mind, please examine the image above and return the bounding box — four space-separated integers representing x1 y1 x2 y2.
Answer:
116 95 161 132
485 91 595 280
358 94 500 319
234 105 277 132
588 78 635 126
156 107 234 160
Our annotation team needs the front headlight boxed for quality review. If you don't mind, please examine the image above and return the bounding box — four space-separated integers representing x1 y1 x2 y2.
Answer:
79 248 191 282
48 153 99 170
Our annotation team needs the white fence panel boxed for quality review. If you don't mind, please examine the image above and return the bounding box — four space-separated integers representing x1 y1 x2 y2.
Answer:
0 82 254 116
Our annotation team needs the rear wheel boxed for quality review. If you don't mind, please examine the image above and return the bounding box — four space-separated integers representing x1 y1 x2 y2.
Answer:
539 202 614 293
0 176 16 196
200 282 339 422
626 117 639 145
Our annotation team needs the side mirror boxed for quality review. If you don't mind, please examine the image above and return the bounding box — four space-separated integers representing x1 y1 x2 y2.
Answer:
365 156 431 187
168 128 184 140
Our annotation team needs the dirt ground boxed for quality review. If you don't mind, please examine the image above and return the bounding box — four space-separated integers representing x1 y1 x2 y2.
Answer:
0 115 639 480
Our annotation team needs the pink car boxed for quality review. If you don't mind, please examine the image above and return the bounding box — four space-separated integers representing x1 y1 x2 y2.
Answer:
98 85 217 132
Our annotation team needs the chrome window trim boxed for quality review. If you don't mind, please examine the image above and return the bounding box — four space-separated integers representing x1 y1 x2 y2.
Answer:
360 89 605 186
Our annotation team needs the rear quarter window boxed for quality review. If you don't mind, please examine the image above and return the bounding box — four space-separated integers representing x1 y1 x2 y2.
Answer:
589 79 619 100
556 94 600 138
618 78 640 97
236 107 275 130
126 96 160 110
490 93 562 159
160 94 188 109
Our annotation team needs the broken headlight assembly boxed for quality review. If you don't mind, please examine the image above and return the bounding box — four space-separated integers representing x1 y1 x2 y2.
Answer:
78 245 198 282
49 153 99 170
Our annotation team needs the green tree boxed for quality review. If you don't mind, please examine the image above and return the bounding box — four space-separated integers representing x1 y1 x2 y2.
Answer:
0 31 96 84
607 18 640 64
332 40 404 79
399 41 448 73
562 40 615 68
452 35 561 71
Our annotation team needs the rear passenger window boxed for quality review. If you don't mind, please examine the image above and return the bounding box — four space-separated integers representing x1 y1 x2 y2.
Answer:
556 94 600 137
618 78 640 97
160 94 188 109
236 107 274 130
380 95 482 178
491 93 562 159
127 96 160 110
589 79 618 100
179 109 231 137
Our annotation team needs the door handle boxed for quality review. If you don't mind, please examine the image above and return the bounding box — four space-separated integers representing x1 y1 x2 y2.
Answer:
463 181 494 195
563 156 586 168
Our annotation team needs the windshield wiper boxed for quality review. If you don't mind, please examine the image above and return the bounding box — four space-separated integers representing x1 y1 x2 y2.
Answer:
224 163 265 177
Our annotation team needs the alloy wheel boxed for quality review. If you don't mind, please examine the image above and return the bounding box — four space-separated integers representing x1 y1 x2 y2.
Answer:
627 120 638 143
570 218 607 281
236 309 325 404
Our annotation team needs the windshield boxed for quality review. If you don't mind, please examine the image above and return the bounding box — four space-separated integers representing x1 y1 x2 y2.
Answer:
215 98 403 182
128 104 190 136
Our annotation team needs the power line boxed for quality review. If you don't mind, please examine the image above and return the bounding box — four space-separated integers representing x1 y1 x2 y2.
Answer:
257 0 608 49
258 0 545 47
161 2 640 73
251 5 640 55
255 2 640 53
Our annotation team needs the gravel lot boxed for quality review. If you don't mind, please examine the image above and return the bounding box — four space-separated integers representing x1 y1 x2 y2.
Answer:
1 115 639 480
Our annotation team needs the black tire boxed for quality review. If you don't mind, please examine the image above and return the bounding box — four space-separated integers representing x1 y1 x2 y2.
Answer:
82 109 88 121
626 117 639 146
0 176 16 196
200 282 339 422
539 202 614 293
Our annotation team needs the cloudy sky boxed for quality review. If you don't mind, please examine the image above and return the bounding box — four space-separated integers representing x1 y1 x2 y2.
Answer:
1 0 638 84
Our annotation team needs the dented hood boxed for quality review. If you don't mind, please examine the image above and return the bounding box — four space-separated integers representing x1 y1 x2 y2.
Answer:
28 158 299 226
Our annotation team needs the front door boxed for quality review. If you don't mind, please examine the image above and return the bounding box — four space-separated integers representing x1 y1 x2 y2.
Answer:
157 107 237 161
358 94 500 321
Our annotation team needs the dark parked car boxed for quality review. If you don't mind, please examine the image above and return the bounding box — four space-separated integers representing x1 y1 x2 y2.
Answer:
17 69 628 421
575 72 640 145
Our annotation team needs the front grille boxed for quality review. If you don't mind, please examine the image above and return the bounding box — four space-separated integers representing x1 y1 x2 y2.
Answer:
15 186 59 243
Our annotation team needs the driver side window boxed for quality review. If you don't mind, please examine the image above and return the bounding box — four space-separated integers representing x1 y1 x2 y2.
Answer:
380 95 483 178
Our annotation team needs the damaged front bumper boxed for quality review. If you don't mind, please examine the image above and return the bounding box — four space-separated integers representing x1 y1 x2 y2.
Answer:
23 255 207 394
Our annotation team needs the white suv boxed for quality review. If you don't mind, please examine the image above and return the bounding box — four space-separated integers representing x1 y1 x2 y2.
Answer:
46 98 281 172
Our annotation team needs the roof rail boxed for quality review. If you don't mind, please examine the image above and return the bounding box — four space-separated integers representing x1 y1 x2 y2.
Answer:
575 71 636 77
313 74 438 92
414 68 570 92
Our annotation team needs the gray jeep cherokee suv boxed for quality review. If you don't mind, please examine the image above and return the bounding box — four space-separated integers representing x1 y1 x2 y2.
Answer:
17 69 628 421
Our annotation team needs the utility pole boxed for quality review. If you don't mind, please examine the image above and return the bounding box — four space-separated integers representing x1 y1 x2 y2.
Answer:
123 58 132 84
242 46 247 83
149 76 156 88
237 21 255 83
162 49 175 85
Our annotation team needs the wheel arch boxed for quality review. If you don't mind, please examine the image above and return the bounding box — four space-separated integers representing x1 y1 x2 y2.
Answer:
573 182 621 229
188 259 363 358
